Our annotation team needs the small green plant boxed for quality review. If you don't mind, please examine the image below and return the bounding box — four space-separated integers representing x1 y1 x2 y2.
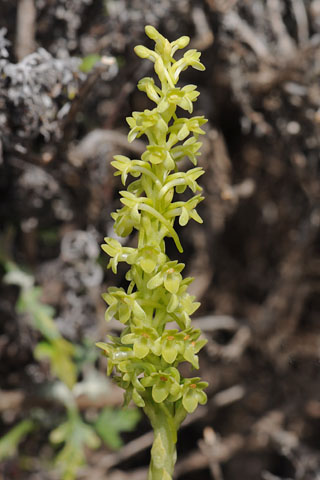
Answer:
4 261 77 390
97 26 208 479
3 262 140 480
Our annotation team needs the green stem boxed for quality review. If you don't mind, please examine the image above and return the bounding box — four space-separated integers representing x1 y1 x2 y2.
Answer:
144 401 177 480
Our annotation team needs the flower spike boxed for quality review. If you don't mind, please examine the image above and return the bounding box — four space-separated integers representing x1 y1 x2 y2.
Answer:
98 25 208 480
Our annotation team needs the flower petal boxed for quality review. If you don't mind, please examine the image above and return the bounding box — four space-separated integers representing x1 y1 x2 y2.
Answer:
134 340 149 359
147 272 163 290
164 273 180 294
167 294 179 313
152 383 169 403
140 256 157 273
182 390 198 413
162 344 178 364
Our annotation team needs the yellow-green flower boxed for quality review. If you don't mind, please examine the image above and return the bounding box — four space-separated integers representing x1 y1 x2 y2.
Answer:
153 330 185 363
132 246 166 273
141 367 181 403
121 326 158 359
180 329 207 369
147 261 184 294
181 378 208 413
102 288 146 325
101 237 136 274
96 337 134 375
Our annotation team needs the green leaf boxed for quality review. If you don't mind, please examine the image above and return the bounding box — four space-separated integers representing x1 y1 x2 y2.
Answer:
0 420 34 461
94 407 141 450
51 412 100 480
34 337 76 389
17 287 60 341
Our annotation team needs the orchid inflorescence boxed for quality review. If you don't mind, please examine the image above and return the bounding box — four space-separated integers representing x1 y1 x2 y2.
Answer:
97 25 208 480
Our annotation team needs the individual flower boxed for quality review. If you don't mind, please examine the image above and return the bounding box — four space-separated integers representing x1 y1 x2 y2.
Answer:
111 207 135 237
159 167 204 199
168 116 207 142
147 261 184 294
166 194 204 227
171 49 205 82
111 155 132 185
127 246 166 274
102 288 146 325
121 326 159 359
115 377 146 408
137 77 161 103
141 145 175 169
141 367 182 403
145 25 173 64
126 109 158 142
101 237 136 274
165 85 200 113
151 328 206 367
112 155 158 186
142 145 167 165
96 337 134 375
181 378 208 413
174 290 201 329
152 329 185 363
170 35 190 54
171 136 203 165
127 109 168 143
179 328 207 369
116 358 159 408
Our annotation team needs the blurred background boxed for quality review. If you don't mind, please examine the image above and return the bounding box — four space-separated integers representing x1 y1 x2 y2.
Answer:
0 1 319 479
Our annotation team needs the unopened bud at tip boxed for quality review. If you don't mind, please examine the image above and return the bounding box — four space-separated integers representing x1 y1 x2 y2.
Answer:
134 45 151 59
145 25 159 40
175 36 190 49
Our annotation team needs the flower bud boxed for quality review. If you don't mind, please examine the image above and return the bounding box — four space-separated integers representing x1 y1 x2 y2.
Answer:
134 45 153 59
173 36 190 50
145 25 160 40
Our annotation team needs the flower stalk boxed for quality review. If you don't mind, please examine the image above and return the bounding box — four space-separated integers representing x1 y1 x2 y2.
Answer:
97 25 208 479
